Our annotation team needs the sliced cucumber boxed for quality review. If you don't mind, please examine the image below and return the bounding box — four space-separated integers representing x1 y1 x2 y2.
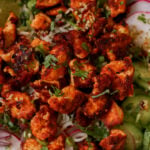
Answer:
118 123 143 150
134 62 150 82
122 95 150 128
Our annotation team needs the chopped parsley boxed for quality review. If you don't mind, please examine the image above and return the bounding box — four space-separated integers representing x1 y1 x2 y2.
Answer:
43 54 58 69
49 86 64 97
137 14 147 24
81 42 90 52
37 139 48 146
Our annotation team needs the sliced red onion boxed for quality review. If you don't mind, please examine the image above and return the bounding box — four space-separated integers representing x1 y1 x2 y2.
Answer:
0 130 11 139
127 0 150 17
0 140 11 146
0 129 21 150
72 132 88 143
9 133 21 150
67 128 81 136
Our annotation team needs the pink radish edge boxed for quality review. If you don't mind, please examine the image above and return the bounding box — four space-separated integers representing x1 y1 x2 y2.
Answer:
128 0 150 7
127 0 150 13
0 129 21 140
126 11 150 20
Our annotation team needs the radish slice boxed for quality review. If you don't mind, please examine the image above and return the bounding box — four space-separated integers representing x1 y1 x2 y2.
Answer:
0 131 21 150
127 0 150 17
9 134 21 150
0 130 11 139
126 12 150 51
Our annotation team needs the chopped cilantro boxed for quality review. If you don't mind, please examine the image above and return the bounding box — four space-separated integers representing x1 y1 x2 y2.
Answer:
92 89 110 98
97 0 107 8
76 122 109 141
50 21 55 31
41 146 48 150
105 9 111 18
73 60 89 80
137 14 147 24
120 1 124 5
92 89 119 98
65 137 78 150
73 69 89 80
81 42 90 52
58 10 64 14
37 139 48 146
0 113 20 132
27 0 40 15
49 86 64 97
112 29 117 33
35 44 45 57
19 11 30 26
43 54 58 69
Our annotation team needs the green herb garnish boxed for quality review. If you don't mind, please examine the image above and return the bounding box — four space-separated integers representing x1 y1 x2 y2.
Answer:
65 137 78 150
105 9 111 18
81 42 90 52
43 54 58 68
50 21 55 31
27 0 40 15
77 122 109 141
120 1 124 5
92 89 119 98
49 86 64 97
112 29 117 33
138 14 147 24
73 70 88 80
35 44 45 57
97 0 107 8
41 146 48 150
92 89 110 98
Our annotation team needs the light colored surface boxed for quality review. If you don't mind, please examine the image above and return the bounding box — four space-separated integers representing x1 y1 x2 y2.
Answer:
0 0 20 26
